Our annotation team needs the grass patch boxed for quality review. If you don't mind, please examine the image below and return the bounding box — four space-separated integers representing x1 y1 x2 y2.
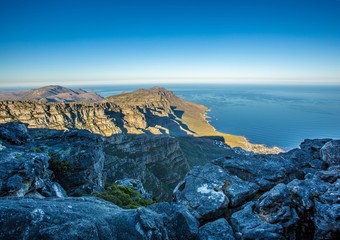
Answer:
95 184 155 209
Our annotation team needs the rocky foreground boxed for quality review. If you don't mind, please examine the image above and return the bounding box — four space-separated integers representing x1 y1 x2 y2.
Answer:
0 122 339 239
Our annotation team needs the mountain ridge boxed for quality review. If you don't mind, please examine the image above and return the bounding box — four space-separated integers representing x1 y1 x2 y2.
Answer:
0 86 282 154
0 85 103 103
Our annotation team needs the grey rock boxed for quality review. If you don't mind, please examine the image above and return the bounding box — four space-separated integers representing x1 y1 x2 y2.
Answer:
321 140 340 166
198 218 235 240
231 184 300 240
173 164 229 221
0 197 168 240
0 122 30 145
0 151 66 198
149 202 199 240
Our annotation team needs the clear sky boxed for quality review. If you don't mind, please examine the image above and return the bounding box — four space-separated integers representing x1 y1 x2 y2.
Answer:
1 0 340 87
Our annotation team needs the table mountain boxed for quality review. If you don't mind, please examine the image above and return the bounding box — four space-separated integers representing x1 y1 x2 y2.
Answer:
0 86 281 154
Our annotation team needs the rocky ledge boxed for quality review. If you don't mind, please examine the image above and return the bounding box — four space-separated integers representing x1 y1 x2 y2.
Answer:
0 123 339 239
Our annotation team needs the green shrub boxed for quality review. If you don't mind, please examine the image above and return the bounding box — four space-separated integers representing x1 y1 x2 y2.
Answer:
95 184 155 209
49 159 73 176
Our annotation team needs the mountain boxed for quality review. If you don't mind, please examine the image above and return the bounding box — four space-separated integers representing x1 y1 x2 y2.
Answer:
0 85 103 102
0 86 281 154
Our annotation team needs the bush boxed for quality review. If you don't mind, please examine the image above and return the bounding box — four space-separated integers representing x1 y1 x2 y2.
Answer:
95 184 155 209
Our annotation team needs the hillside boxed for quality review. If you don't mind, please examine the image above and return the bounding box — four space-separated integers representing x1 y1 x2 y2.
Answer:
0 85 103 103
0 86 281 153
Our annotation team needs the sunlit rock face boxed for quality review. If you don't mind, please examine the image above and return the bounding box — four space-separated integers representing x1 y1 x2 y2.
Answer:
0 87 282 154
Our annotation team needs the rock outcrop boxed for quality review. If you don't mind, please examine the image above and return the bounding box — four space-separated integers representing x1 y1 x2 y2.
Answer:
0 122 190 200
0 121 339 239
174 138 340 239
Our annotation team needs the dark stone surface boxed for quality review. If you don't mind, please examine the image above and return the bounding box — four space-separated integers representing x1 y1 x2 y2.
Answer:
0 197 168 240
0 122 30 145
321 140 340 166
0 150 66 198
149 202 199 240
0 122 339 239
197 218 235 240
173 164 230 221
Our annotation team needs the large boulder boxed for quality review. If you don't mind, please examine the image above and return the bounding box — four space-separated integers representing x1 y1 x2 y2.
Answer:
0 150 66 198
0 197 168 240
173 164 230 221
149 202 199 240
32 129 106 196
321 140 340 166
231 167 340 240
231 184 300 240
0 122 30 145
197 218 235 240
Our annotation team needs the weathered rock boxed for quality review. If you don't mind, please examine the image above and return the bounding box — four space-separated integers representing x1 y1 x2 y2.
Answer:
321 140 340 166
149 202 199 240
231 184 300 240
104 134 190 200
313 168 340 240
0 197 168 240
115 178 152 200
173 164 229 221
0 122 30 145
0 151 66 198
41 129 106 196
197 218 235 240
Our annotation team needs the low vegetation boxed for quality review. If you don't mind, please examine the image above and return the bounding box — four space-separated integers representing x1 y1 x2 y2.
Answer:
95 184 155 209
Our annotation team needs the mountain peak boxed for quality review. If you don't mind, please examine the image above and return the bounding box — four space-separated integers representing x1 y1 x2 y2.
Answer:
104 87 176 104
0 85 103 103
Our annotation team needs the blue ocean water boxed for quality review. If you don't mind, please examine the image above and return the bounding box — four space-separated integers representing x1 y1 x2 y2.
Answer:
81 84 340 150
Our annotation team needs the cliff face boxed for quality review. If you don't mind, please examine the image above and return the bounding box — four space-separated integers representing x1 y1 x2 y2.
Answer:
104 134 189 200
0 87 282 154
0 122 189 200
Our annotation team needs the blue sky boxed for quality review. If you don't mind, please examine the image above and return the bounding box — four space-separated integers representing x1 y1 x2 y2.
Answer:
1 0 340 87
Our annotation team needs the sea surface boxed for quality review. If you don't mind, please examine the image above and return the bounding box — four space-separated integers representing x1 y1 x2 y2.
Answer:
81 84 340 150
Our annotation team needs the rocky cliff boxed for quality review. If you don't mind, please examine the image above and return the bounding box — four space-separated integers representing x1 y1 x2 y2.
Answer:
0 87 281 154
0 122 190 200
0 122 339 239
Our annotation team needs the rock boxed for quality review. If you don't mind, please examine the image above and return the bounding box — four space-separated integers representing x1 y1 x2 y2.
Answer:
321 140 340 166
197 218 235 240
313 172 340 240
0 151 66 198
0 122 30 145
0 197 168 240
104 134 190 201
173 164 229 221
44 129 106 196
231 184 300 240
149 202 199 240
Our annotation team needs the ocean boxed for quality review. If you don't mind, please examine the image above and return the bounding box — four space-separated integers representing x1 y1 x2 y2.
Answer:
81 84 340 150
